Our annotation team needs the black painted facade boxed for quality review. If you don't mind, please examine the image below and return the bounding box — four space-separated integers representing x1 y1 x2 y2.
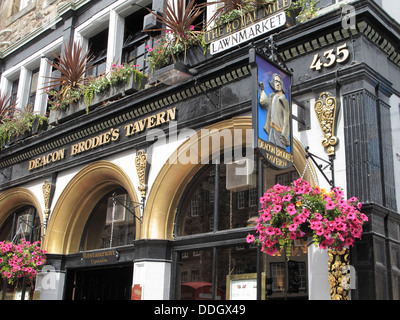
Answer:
1 0 400 300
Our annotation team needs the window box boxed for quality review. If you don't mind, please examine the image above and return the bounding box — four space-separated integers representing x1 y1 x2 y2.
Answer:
48 71 147 126
149 46 207 85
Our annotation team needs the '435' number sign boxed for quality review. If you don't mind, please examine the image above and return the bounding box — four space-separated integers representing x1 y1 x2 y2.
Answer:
310 43 350 71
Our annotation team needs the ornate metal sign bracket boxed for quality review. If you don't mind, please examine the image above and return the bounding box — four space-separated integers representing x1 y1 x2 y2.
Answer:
254 35 293 74
305 146 335 189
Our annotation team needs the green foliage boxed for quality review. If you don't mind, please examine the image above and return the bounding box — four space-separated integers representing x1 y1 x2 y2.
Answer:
147 31 205 71
144 0 208 71
0 104 48 148
287 0 320 22
46 61 146 113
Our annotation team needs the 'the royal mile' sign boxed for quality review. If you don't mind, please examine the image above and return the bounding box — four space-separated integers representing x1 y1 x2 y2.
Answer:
205 0 291 55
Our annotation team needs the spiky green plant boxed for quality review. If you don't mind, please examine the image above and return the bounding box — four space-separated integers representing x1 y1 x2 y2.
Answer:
0 91 16 124
43 41 93 106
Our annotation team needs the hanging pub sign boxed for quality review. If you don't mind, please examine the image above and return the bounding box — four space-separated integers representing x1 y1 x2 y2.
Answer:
205 0 291 55
251 51 293 169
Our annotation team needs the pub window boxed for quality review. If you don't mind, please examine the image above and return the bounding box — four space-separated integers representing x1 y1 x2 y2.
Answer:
46 59 61 116
188 0 207 31
173 155 308 300
27 69 39 108
11 79 19 110
0 206 41 243
122 6 153 74
80 188 136 251
176 161 259 236
87 29 109 78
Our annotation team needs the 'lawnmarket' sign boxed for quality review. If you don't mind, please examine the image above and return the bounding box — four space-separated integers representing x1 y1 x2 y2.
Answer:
209 11 286 55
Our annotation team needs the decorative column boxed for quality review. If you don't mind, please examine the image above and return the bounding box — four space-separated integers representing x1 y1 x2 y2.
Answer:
328 248 350 300
42 180 52 224
314 92 338 157
135 150 148 200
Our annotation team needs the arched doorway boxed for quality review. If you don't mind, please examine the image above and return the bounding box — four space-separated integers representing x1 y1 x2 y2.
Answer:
0 188 43 300
44 161 140 300
44 160 140 254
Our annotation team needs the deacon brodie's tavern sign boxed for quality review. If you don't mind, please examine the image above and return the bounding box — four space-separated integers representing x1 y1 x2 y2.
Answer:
27 107 176 171
205 0 292 55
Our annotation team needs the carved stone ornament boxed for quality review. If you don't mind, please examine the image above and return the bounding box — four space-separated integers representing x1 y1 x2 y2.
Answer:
314 92 338 156
135 150 147 198
328 248 350 300
42 180 51 219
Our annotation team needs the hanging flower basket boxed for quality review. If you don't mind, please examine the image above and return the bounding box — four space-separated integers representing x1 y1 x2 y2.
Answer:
0 239 47 287
246 178 368 258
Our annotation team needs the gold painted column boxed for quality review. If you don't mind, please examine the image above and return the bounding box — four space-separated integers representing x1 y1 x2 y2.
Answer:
328 248 350 300
42 180 52 225
314 92 338 157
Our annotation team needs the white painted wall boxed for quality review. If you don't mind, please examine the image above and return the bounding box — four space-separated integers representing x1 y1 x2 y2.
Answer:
133 261 171 299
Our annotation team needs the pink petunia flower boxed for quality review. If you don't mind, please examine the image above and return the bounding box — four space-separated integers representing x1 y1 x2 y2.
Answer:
246 234 255 243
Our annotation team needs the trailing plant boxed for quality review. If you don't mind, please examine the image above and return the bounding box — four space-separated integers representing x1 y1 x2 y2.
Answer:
287 0 320 22
145 0 208 70
146 30 205 70
247 178 368 258
0 104 48 148
46 61 145 112
210 0 250 25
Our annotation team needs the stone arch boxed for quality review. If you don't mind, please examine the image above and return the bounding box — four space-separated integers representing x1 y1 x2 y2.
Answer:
142 116 317 240
44 160 139 254
0 187 44 237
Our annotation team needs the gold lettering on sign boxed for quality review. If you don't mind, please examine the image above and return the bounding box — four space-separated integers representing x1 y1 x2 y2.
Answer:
70 128 119 156
258 139 293 168
124 107 176 137
314 92 338 156
28 148 66 171
27 108 177 171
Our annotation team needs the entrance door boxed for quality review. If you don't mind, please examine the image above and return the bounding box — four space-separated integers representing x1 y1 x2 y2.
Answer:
66 264 133 300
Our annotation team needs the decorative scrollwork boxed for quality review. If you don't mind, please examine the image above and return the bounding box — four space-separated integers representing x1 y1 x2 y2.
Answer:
328 248 350 300
135 150 148 198
314 92 338 156
42 180 51 219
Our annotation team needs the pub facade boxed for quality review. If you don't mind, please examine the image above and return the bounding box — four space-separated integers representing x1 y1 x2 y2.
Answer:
0 0 400 300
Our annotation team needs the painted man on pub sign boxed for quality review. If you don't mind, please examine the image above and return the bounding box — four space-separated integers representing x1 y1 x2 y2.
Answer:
259 73 290 149
255 54 293 169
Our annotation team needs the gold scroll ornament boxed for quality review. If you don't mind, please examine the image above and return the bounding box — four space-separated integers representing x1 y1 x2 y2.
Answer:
314 92 338 156
135 150 147 198
328 248 350 300
42 180 51 219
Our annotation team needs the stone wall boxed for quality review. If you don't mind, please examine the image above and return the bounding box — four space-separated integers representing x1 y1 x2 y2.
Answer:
0 0 70 55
